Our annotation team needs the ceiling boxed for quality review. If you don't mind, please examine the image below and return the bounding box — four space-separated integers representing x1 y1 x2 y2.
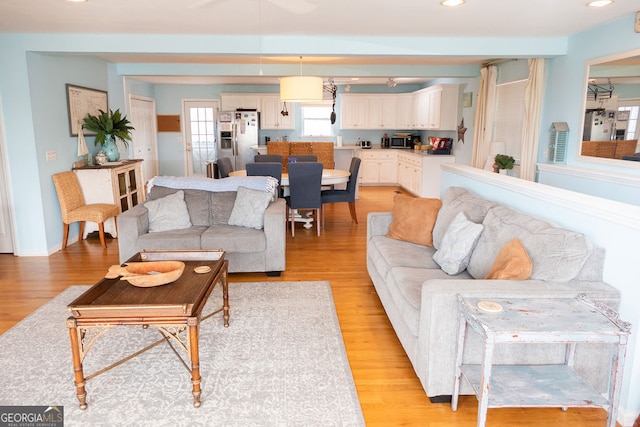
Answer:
1 0 637 86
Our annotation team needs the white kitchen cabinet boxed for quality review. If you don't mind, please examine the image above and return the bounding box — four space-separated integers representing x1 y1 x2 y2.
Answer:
74 160 145 238
397 151 456 197
340 95 369 129
220 94 261 111
397 152 423 196
368 96 398 129
359 150 397 185
412 85 459 130
260 96 295 129
396 94 414 129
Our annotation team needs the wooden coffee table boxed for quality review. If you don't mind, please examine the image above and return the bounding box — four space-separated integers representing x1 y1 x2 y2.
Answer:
66 250 229 409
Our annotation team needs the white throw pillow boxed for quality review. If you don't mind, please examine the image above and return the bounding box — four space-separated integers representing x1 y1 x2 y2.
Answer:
227 186 273 229
145 190 192 233
433 211 484 275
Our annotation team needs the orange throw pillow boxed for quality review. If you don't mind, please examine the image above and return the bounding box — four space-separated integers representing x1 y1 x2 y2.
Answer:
387 195 442 247
485 238 533 280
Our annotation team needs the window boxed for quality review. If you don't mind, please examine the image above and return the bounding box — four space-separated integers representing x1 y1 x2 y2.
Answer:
301 104 333 137
617 103 640 141
492 79 527 162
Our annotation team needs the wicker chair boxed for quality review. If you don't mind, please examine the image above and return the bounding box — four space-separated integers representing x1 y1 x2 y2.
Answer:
52 171 120 249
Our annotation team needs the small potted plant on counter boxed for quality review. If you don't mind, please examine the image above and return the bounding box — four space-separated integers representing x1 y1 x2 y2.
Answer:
82 108 134 162
494 154 515 174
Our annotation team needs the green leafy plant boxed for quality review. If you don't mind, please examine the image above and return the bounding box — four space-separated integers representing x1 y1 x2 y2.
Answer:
494 154 515 170
82 109 134 147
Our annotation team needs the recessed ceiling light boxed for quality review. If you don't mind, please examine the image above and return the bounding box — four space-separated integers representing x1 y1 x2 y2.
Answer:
440 0 465 7
587 0 613 7
66 0 88 3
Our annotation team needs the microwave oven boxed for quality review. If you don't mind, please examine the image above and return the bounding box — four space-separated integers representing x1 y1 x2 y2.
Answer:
390 134 416 149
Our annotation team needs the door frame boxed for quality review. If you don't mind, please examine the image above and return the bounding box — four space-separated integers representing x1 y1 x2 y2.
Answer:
0 98 16 254
128 94 159 181
181 99 220 176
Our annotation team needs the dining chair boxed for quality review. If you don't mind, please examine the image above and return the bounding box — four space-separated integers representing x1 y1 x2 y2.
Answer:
217 157 234 178
289 154 317 163
52 171 120 249
284 162 323 237
246 161 283 197
254 154 284 164
321 157 361 225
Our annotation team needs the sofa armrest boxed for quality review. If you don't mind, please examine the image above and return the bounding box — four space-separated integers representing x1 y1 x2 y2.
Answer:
117 204 149 264
263 198 286 272
416 278 620 397
367 212 393 241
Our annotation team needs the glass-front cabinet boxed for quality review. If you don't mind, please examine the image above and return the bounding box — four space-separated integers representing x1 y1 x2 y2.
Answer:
74 159 145 238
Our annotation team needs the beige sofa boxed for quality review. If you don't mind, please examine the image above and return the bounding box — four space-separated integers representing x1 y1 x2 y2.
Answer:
367 186 620 401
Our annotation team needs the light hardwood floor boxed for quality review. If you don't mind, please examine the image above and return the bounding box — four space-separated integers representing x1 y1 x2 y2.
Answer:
0 186 615 426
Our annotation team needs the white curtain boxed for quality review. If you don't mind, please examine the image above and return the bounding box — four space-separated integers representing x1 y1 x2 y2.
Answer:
471 65 498 168
520 58 545 181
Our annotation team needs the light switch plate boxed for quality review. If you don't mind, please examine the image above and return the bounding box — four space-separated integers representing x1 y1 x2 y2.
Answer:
635 11 640 33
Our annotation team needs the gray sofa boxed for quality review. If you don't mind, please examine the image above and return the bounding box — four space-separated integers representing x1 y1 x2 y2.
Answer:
367 186 621 401
117 183 286 275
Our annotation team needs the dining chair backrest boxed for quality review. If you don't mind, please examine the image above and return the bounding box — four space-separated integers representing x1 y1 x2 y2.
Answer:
217 157 233 178
254 154 283 164
289 154 317 163
246 162 282 184
344 157 361 199
286 162 323 210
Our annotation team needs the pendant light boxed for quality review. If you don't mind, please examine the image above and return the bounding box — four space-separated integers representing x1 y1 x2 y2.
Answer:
280 56 323 103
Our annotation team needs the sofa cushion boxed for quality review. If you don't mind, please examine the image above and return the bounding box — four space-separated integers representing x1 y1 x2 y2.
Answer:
136 226 207 251
148 187 210 227
387 195 442 247
433 187 498 250
201 224 267 253
145 190 192 233
227 186 273 229
433 212 484 275
485 238 533 280
468 205 592 281
386 266 472 337
368 235 441 283
209 192 239 225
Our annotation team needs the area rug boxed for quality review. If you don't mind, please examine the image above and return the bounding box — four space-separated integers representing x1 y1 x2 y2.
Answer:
0 281 365 427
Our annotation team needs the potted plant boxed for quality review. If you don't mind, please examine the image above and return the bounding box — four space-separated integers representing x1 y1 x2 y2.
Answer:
494 154 515 174
82 109 134 162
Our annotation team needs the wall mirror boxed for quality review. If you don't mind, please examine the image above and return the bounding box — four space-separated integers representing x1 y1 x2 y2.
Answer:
579 49 640 165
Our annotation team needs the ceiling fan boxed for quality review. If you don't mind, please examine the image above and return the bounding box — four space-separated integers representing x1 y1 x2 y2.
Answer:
189 0 316 14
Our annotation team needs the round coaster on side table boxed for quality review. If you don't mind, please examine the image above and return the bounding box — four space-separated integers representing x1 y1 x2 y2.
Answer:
477 301 503 313
194 266 211 274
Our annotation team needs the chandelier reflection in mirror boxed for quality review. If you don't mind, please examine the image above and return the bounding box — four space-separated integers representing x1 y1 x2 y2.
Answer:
587 78 615 101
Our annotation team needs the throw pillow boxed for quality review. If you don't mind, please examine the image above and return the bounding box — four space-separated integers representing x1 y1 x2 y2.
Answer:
386 194 442 247
145 190 192 233
227 186 273 229
485 238 533 280
433 212 484 275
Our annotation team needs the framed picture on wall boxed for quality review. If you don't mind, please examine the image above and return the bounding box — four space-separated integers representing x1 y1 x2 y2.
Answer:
66 84 108 136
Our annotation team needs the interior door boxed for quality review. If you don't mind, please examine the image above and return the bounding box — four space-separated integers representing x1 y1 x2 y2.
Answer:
0 102 14 253
183 100 220 176
129 96 158 184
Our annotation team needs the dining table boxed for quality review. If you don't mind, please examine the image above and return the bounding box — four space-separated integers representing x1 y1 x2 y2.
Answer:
229 168 351 229
229 168 350 186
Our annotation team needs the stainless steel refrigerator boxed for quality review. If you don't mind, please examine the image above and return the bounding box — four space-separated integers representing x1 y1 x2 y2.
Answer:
216 110 259 171
583 109 615 141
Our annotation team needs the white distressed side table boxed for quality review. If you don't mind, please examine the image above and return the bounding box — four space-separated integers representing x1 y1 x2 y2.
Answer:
451 294 631 427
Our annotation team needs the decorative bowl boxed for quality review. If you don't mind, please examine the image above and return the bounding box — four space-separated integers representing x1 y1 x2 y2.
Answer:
105 261 186 287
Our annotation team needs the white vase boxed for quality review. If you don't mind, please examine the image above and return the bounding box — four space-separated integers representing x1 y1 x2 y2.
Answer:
499 169 508 175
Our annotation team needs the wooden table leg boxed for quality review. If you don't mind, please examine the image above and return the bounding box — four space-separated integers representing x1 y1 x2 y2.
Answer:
188 319 202 408
66 318 88 410
222 266 229 327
